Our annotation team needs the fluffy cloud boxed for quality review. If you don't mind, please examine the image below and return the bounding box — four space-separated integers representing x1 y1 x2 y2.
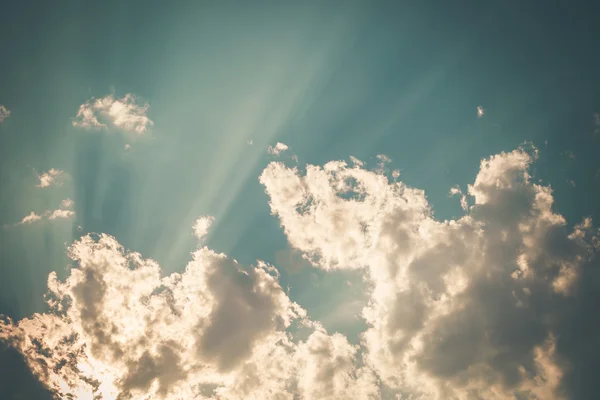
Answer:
193 215 215 242
19 211 42 224
0 223 375 399
72 94 153 134
260 145 599 399
37 169 67 188
17 200 76 225
5 146 600 399
0 104 10 122
267 142 289 156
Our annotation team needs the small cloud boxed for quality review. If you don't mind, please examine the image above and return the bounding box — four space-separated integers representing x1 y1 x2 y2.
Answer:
267 142 289 156
72 94 153 134
477 105 485 118
0 105 10 122
593 112 600 134
563 150 575 159
376 154 391 172
567 179 576 188
349 156 364 167
47 209 75 220
449 186 468 211
193 215 215 241
392 170 401 179
124 144 132 150
247 139 253 145
20 212 42 224
61 198 74 209
37 168 66 188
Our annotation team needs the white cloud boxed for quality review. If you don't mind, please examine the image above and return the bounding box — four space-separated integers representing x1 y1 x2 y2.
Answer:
0 104 10 122
267 142 289 156
477 105 485 118
37 168 66 188
248 139 253 145
19 212 42 224
72 94 153 134
4 146 600 399
47 209 75 220
17 201 76 225
0 222 375 399
261 145 597 399
193 215 215 242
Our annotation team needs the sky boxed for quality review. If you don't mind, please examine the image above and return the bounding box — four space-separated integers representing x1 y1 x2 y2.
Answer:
1 1 600 399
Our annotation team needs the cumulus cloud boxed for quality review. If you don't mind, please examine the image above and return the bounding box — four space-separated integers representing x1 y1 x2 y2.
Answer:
5 146 600 399
72 94 153 134
37 169 66 188
267 142 289 156
0 224 376 399
47 209 75 220
0 104 10 122
260 146 600 399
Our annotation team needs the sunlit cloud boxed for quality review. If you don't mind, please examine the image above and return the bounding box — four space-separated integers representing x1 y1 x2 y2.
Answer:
72 94 153 134
261 145 598 398
37 168 66 188
477 105 485 118
19 211 42 224
267 142 289 156
0 104 10 122
193 215 215 242
0 224 376 399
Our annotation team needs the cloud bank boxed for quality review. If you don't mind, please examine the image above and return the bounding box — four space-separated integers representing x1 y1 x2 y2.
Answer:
72 94 153 134
2 146 600 399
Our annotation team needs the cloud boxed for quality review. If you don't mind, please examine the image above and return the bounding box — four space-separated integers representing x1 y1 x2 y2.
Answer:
47 209 75 220
16 200 76 225
19 212 42 224
5 146 600 399
0 105 10 122
477 105 485 118
594 112 599 134
193 215 215 242
0 226 375 399
267 142 289 156
72 94 153 134
37 169 66 188
260 146 599 399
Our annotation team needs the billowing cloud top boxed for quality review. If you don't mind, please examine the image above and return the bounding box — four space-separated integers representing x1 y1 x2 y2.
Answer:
2 147 600 399
72 94 153 134
0 104 10 122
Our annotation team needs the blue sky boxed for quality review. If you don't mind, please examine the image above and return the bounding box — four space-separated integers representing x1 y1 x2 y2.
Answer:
2 1 600 399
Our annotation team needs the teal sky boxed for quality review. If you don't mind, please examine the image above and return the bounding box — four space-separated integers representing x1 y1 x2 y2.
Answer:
2 1 600 399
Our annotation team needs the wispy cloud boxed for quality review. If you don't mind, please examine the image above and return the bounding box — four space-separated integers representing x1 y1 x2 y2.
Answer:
267 142 289 155
0 105 10 122
72 94 153 134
